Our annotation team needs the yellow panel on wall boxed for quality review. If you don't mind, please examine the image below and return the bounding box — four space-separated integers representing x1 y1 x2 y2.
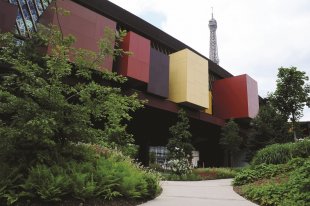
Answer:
169 49 209 109
205 91 213 115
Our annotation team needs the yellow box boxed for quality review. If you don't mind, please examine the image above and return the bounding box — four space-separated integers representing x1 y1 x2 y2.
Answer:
169 49 209 109
205 91 213 114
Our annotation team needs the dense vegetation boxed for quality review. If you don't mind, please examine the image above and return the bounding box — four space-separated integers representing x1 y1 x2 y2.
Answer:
0 145 161 205
0 25 160 205
156 167 237 181
234 139 310 206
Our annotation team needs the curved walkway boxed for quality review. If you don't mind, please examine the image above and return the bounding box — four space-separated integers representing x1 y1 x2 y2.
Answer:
139 179 258 206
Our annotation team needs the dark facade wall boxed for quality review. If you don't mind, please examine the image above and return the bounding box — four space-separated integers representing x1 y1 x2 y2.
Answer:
119 31 150 83
39 0 116 71
129 106 224 167
147 48 169 98
0 1 18 33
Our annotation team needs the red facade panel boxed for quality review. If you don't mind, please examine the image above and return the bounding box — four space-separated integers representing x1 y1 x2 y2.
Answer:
119 31 150 83
0 1 18 33
40 0 116 71
213 74 259 119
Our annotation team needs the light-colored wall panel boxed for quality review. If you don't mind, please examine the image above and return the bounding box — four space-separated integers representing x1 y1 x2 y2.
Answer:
169 49 209 109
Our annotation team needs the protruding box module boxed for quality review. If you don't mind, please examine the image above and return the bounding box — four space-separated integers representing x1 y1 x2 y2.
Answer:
169 49 209 109
213 74 259 119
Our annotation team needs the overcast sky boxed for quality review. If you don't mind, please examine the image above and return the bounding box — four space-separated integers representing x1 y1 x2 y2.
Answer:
109 0 310 121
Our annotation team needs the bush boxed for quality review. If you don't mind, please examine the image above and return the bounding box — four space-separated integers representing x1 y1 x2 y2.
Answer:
162 173 202 181
167 158 192 175
251 143 293 165
0 146 161 205
233 164 284 186
291 139 310 158
0 164 23 205
242 181 288 206
235 158 310 206
251 139 310 165
285 159 310 205
193 168 237 180
22 164 70 202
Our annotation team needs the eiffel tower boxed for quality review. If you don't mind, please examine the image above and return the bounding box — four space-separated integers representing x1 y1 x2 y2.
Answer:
209 8 219 64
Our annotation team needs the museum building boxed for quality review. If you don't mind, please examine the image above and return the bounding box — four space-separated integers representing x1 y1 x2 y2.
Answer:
0 0 259 167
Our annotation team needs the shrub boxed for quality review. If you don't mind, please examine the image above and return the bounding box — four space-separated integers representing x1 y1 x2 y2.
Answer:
162 173 202 181
0 164 23 205
233 164 283 186
285 158 310 205
251 140 310 165
193 168 237 180
251 143 293 165
167 158 192 175
291 139 310 158
0 146 161 205
235 158 310 206
242 181 288 206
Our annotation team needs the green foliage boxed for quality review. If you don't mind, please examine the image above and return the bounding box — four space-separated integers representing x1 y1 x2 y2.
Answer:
219 119 242 166
0 25 160 204
233 163 284 186
166 109 194 175
0 146 161 204
251 140 310 165
161 167 238 181
270 66 310 139
237 158 310 206
0 25 143 168
0 164 23 205
162 172 202 181
220 119 242 152
193 167 237 180
242 180 287 206
22 164 70 201
285 159 310 205
251 143 293 165
246 103 292 161
291 138 310 158
234 141 310 206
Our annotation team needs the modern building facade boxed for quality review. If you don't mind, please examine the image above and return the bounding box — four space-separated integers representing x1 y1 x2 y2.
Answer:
0 0 259 167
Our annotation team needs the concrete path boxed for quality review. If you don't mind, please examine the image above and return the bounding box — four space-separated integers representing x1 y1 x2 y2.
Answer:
139 179 258 206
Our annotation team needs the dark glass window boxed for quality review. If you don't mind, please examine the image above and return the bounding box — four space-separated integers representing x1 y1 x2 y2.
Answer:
8 0 52 37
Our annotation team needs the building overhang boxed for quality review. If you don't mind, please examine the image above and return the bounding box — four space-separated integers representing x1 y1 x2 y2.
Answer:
72 0 233 79
125 89 225 126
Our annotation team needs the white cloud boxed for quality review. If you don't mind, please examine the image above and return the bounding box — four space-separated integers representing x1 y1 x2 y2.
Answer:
109 0 310 121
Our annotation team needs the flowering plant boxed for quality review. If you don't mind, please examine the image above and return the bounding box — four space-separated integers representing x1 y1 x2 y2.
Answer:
167 158 192 175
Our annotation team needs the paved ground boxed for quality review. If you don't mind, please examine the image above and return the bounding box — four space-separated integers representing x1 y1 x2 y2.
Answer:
139 179 258 206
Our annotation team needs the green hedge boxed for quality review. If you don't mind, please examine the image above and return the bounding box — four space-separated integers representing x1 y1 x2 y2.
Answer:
251 139 310 165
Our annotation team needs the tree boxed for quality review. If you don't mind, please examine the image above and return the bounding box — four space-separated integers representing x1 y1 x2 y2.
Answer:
166 109 194 175
270 66 310 140
219 119 242 167
246 103 292 161
0 25 144 168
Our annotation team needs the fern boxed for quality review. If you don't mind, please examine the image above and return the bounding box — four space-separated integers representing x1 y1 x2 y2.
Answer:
21 164 70 201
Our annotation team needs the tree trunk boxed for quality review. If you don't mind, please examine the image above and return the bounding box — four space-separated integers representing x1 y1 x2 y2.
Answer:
230 151 234 168
292 114 297 141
